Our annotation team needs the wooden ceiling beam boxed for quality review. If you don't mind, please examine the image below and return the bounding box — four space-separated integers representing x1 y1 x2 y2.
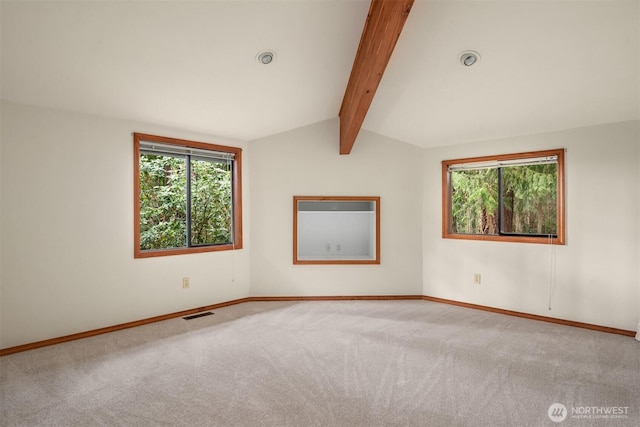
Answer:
338 0 414 155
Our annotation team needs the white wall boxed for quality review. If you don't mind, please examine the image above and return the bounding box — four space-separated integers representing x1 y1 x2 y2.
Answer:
2 102 636 349
0 104 3 338
0 102 251 348
423 121 640 331
249 119 423 296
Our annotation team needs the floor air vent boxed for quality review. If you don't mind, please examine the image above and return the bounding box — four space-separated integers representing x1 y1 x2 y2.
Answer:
183 312 214 320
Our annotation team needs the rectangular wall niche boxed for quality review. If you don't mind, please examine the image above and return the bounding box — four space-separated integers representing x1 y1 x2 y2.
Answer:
293 196 380 264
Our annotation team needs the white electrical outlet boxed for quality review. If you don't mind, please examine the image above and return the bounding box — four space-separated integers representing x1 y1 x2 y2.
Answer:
474 273 481 284
182 277 190 289
326 244 331 252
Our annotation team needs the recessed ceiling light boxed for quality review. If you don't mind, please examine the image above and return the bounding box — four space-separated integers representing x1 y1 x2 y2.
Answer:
256 50 276 65
459 50 480 67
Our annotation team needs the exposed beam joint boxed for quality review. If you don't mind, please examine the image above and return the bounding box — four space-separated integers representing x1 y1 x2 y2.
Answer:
338 0 414 155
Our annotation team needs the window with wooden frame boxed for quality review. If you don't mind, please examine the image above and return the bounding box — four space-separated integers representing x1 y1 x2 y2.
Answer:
133 133 242 258
442 149 565 245
294 196 380 264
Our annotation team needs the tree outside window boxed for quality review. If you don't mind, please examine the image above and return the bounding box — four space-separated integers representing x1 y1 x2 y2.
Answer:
443 149 565 245
134 133 242 258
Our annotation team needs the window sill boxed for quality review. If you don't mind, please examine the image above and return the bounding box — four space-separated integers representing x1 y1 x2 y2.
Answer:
443 233 564 245
135 243 242 258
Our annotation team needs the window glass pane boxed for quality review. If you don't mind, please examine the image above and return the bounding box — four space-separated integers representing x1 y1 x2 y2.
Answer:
139 153 187 249
501 164 557 235
190 158 232 246
450 168 498 234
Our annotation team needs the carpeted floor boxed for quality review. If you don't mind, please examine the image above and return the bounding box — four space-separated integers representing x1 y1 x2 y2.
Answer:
1 300 639 426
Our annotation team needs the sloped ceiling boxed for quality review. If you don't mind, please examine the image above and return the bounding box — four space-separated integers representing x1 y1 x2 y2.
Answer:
0 0 369 142
365 0 640 148
1 1 638 149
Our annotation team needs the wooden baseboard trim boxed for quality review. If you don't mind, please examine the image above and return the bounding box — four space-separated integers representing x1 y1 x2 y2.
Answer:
1 294 634 356
421 296 636 337
246 295 424 302
0 297 254 357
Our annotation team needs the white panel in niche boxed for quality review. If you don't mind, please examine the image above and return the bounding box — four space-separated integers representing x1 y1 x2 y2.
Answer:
294 197 379 264
297 211 375 259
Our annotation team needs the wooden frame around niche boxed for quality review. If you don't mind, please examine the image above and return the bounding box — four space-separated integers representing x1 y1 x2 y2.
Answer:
293 196 380 265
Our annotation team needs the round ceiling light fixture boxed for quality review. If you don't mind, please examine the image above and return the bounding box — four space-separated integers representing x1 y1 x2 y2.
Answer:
459 50 480 67
256 50 276 65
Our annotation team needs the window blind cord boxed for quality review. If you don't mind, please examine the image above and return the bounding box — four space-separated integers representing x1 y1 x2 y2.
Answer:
547 234 556 310
229 157 236 284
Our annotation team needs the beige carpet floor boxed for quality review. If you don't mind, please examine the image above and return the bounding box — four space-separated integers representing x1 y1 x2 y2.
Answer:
1 300 639 426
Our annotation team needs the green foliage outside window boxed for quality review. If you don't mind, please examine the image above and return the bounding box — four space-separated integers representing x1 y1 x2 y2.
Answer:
139 154 232 250
190 158 232 245
450 164 557 236
451 168 498 234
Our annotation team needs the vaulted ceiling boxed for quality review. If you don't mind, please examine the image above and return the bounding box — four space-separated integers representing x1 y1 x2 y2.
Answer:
1 1 638 150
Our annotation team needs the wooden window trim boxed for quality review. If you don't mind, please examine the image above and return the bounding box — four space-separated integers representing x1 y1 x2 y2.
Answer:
133 133 243 258
293 196 381 265
442 148 565 245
